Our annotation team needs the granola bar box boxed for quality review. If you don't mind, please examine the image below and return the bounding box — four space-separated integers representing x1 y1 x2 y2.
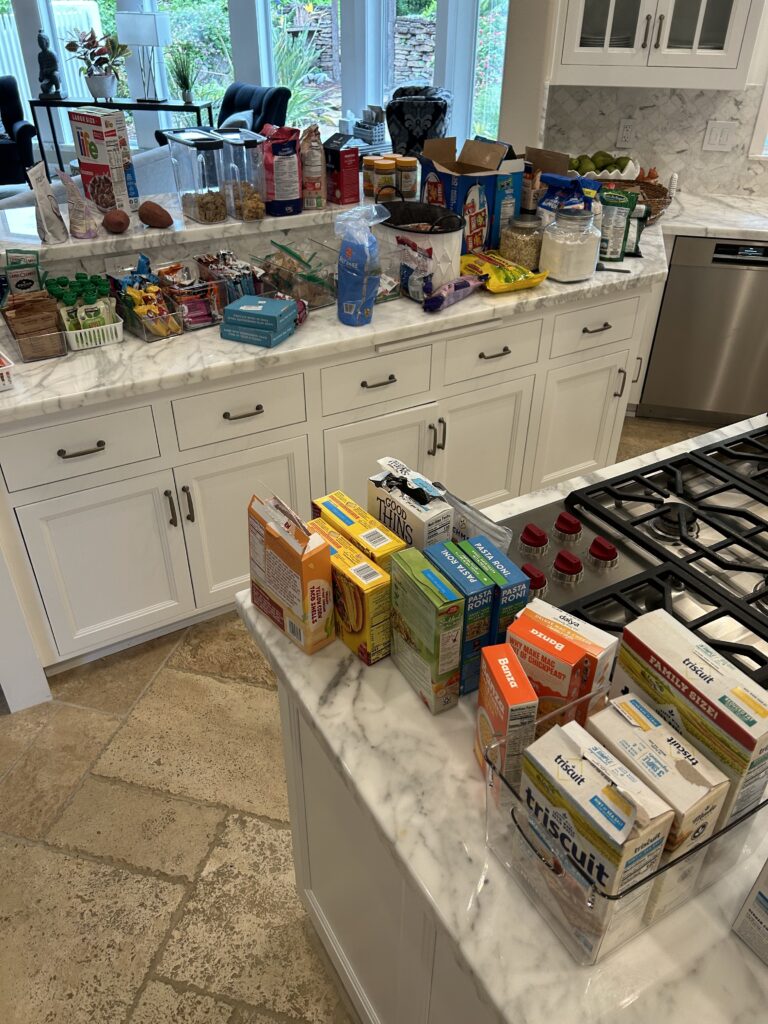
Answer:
69 107 139 212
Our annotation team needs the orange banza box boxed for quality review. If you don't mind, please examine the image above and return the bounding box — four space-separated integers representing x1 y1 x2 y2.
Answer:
248 492 335 654
475 643 538 786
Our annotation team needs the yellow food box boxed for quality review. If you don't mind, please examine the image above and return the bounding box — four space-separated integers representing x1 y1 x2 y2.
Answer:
307 519 391 665
311 490 406 572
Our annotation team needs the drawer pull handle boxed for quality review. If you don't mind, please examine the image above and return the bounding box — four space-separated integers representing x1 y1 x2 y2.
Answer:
361 374 397 389
181 485 195 523
164 489 178 528
223 404 264 421
632 356 643 384
427 422 437 457
582 321 612 335
436 416 447 451
57 439 106 460
641 12 652 48
479 346 511 360
654 13 664 49
614 368 627 398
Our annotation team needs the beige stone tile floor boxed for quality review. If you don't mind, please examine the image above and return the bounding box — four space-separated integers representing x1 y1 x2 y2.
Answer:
0 415 708 1023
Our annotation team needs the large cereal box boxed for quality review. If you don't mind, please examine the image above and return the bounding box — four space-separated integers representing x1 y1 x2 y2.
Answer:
69 107 139 212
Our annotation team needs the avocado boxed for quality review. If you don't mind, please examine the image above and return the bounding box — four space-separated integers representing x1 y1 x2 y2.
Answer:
568 157 579 171
605 163 618 173
592 150 614 171
577 157 596 174
616 155 631 172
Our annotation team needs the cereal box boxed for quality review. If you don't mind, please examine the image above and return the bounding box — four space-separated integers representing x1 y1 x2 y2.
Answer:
368 457 453 550
248 492 334 654
458 536 529 644
307 518 390 665
312 490 406 572
475 643 537 789
390 548 464 714
69 107 139 212
733 856 768 965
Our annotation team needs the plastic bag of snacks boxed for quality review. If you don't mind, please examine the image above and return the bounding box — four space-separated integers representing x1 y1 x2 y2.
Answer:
598 187 638 262
261 124 302 216
422 274 488 313
334 205 387 326
460 252 548 293
538 174 602 228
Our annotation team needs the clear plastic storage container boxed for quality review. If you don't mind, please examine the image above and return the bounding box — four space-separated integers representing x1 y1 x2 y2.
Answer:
215 128 266 222
539 208 601 283
165 128 228 224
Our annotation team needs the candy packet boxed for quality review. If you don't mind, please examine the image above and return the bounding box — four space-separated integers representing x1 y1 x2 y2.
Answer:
460 252 548 293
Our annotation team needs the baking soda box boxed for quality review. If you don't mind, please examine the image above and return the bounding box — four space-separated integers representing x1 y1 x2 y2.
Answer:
475 643 538 790
69 107 139 212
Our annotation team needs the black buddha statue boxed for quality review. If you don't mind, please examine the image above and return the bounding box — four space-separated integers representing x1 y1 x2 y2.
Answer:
38 29 65 98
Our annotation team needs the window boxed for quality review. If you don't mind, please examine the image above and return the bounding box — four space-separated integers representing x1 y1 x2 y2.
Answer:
471 0 509 139
157 0 233 126
391 0 436 90
270 0 341 129
0 1 32 120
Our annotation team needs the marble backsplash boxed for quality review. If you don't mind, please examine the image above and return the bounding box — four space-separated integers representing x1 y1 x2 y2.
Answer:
545 84 768 195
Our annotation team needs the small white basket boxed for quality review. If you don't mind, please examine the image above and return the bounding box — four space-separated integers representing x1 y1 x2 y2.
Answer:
0 352 13 391
64 316 125 352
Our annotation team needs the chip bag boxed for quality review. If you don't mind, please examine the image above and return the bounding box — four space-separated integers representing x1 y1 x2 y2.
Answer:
599 188 638 262
460 251 548 293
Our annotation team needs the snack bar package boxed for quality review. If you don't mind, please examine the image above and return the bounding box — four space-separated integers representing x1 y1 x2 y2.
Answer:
368 457 453 550
475 642 537 789
459 535 530 645
312 489 406 572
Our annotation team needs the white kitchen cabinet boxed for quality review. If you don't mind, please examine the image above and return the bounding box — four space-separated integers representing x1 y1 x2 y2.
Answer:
649 0 753 69
175 436 311 611
16 471 196 657
529 349 630 488
562 0 659 67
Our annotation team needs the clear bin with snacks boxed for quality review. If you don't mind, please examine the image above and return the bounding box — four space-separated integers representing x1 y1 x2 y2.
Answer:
214 127 266 221
165 128 228 225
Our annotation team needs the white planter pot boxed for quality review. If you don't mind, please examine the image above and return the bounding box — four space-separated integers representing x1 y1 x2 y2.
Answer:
86 74 117 100
181 89 194 104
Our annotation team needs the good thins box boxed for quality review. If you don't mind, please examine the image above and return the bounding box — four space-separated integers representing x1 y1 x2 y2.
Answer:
368 457 453 550
312 490 406 572
69 107 139 212
248 493 334 654
458 536 529 644
475 643 537 787
615 609 768 827
390 548 464 715
306 518 391 665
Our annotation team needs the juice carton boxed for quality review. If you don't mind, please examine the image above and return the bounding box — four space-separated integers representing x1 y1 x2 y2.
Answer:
306 518 391 665
69 107 139 212
733 856 768 965
390 548 464 714
312 490 406 572
368 457 453 550
424 541 494 694
248 492 334 654
475 643 538 790
458 535 529 644
324 134 360 205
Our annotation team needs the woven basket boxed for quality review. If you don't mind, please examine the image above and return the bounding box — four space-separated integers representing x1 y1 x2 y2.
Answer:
627 179 671 225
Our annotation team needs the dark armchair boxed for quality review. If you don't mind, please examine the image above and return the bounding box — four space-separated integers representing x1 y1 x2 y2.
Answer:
155 83 291 146
385 84 452 157
0 76 37 186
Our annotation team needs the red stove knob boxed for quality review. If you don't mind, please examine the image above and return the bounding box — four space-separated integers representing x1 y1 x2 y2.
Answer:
519 523 549 552
553 550 584 583
521 563 547 595
554 511 582 539
588 536 619 568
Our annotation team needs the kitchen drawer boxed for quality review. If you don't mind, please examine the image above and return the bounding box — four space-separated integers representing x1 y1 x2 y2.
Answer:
0 406 159 492
173 373 306 450
551 297 639 359
321 346 431 417
444 319 541 385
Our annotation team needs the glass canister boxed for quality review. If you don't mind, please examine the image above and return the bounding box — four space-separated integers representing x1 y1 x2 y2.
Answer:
396 156 418 199
215 127 266 221
539 208 601 283
499 215 544 271
374 158 397 200
362 156 377 198
165 128 228 224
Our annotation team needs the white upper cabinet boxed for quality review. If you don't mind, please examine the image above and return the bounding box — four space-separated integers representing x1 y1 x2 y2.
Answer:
555 0 760 87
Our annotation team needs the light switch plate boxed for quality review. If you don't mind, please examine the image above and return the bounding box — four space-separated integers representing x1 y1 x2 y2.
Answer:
616 119 635 149
703 120 738 152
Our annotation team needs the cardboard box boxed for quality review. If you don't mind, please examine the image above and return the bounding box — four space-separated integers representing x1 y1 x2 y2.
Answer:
733 856 768 965
587 692 730 921
248 492 334 654
458 536 529 645
424 541 494 694
615 609 768 827
69 107 139 212
223 296 297 331
306 518 391 665
368 457 453 551
312 490 406 572
390 548 464 714
475 642 538 788
324 134 360 205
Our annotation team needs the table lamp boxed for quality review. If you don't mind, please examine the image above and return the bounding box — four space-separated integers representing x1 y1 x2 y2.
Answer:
115 11 171 103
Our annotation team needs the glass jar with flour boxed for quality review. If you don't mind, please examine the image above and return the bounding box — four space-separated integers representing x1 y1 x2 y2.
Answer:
539 209 601 283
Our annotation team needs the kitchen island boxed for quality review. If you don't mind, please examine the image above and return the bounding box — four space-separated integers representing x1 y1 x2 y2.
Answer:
237 412 768 1024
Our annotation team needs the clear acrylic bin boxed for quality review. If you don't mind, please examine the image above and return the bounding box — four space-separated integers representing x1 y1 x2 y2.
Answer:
116 296 183 343
309 234 405 304
484 689 768 965
250 241 336 310
165 128 228 225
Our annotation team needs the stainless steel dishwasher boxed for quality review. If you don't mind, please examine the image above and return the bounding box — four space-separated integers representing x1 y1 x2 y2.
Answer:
638 236 768 424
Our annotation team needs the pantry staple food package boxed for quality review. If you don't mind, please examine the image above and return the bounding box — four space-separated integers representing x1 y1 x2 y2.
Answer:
368 458 453 550
311 490 406 572
475 642 537 788
69 107 139 213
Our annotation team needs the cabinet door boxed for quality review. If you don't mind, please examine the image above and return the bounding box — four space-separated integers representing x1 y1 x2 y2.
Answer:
436 377 535 509
323 403 439 506
177 436 311 611
562 0 659 66
530 350 629 489
649 0 752 68
16 471 195 657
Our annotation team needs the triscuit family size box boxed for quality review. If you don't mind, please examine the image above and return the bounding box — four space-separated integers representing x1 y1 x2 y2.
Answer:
306 518 391 665
475 643 537 789
733 856 768 965
248 492 334 654
458 535 529 644
368 457 453 550
390 548 464 715
69 107 139 212
312 490 406 572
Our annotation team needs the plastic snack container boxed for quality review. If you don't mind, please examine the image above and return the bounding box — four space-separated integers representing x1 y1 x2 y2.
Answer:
214 127 266 221
165 128 228 224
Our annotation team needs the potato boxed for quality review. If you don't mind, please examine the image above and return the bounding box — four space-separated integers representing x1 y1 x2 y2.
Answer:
101 208 130 234
138 200 173 229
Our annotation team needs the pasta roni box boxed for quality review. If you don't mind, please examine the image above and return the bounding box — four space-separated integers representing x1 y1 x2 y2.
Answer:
518 720 673 961
248 492 334 654
306 518 391 665
475 642 537 789
458 535 529 644
368 457 453 550
69 107 139 212
424 541 494 694
390 548 464 714
614 609 768 827
312 490 406 572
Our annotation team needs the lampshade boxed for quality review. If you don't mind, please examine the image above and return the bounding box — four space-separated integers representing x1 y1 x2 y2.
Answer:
115 12 172 47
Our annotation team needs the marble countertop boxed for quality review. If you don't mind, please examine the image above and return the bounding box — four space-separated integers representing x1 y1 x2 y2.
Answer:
662 193 768 240
0 226 667 426
237 413 768 1024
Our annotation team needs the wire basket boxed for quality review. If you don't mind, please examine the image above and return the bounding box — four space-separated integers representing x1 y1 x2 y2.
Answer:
1 300 68 362
64 316 124 352
0 351 14 391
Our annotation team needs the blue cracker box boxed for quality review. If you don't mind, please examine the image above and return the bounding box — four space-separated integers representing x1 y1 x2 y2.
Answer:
458 536 530 644
424 540 494 695
220 321 295 348
224 296 297 331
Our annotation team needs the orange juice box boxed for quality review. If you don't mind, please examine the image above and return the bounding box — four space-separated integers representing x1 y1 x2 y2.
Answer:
311 490 406 572
248 492 334 654
475 643 538 789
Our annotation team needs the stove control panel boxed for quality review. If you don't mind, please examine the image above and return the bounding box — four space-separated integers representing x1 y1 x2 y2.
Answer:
519 523 549 554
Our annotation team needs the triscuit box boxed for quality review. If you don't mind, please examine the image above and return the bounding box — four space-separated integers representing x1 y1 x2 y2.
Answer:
69 107 139 212
587 692 730 922
614 609 768 827
518 720 673 961
306 518 391 665
458 535 529 644
424 541 494 694
390 548 464 715
312 490 406 572
475 642 538 789
368 457 453 550
248 492 334 654
733 856 768 965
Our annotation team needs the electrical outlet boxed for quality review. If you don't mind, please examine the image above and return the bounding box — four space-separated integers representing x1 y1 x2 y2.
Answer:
703 120 738 152
616 119 635 149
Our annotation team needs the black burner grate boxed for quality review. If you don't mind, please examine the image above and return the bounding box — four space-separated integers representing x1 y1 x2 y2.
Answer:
694 425 768 492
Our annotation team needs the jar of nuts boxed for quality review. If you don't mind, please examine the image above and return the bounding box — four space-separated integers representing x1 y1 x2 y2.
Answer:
499 215 544 271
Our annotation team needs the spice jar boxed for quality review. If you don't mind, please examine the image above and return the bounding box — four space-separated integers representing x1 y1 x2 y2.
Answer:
499 215 544 271
396 156 418 199
539 209 601 283
374 159 397 199
362 156 377 198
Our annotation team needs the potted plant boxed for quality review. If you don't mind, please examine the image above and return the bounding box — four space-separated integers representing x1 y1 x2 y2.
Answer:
166 43 199 104
65 30 131 100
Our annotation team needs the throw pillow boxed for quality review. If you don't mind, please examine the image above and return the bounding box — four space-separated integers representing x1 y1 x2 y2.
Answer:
219 110 254 131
